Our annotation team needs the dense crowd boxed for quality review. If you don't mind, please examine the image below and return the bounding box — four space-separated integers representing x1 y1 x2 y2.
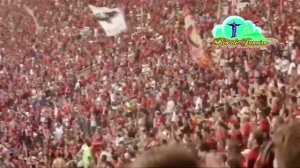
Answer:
0 0 300 167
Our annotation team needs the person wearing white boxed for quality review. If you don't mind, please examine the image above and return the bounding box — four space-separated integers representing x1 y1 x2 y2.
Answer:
115 135 125 147
100 150 113 162
279 58 290 74
288 62 296 76
164 97 175 114
225 69 234 85
275 57 282 71
195 96 203 111
54 123 64 144
240 106 250 116
74 80 81 91
291 48 297 61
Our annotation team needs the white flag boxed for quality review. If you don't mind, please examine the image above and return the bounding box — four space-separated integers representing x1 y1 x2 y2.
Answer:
89 5 127 37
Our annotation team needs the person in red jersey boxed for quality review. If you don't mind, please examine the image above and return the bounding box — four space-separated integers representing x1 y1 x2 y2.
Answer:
257 109 270 140
247 130 264 168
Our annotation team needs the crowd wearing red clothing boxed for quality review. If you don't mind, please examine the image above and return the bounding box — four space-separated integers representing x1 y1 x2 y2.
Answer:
0 0 300 168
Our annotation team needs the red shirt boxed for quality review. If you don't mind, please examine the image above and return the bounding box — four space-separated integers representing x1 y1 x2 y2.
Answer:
142 97 151 109
173 91 182 103
216 130 229 142
116 117 125 126
205 137 217 150
241 122 252 139
259 119 270 134
231 129 243 141
154 116 165 128
247 147 260 168
62 103 71 115
92 139 104 154
241 155 247 168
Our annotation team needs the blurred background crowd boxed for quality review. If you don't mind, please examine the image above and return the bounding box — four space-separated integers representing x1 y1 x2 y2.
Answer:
0 0 300 167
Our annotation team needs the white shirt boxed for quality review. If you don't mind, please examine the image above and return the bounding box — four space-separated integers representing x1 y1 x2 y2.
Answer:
225 71 234 85
244 60 250 72
165 100 175 114
291 49 297 61
110 93 116 103
195 97 203 111
63 118 69 127
171 110 177 122
90 113 96 127
74 81 80 90
54 126 64 142
115 136 124 147
280 59 290 73
288 62 296 75
240 106 250 115
275 58 281 71
100 151 113 162
219 58 227 67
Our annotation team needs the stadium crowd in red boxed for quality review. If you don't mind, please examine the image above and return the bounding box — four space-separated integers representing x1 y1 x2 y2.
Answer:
0 0 300 167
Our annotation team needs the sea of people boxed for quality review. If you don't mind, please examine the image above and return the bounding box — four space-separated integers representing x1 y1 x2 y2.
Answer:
0 0 300 167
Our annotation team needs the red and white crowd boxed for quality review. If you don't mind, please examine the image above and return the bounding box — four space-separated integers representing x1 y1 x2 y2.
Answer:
0 0 300 167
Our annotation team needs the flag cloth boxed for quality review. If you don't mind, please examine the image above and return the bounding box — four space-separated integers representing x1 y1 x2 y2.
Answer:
24 5 42 34
184 13 211 68
89 5 127 37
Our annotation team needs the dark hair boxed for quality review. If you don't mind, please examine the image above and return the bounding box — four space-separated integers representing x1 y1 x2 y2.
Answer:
253 130 264 146
162 139 168 145
280 108 289 118
202 127 210 134
85 139 91 147
199 142 210 152
270 91 276 97
233 123 240 130
133 145 139 151
291 96 297 103
259 108 269 118
292 43 299 49
101 154 107 162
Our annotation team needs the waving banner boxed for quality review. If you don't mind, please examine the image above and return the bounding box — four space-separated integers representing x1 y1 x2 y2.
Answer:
89 5 127 36
184 9 211 68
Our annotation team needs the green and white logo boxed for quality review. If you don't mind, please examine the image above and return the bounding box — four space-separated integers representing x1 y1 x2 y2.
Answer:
212 16 275 49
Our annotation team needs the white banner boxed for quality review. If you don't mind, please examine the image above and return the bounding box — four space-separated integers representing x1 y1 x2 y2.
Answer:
89 5 127 37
